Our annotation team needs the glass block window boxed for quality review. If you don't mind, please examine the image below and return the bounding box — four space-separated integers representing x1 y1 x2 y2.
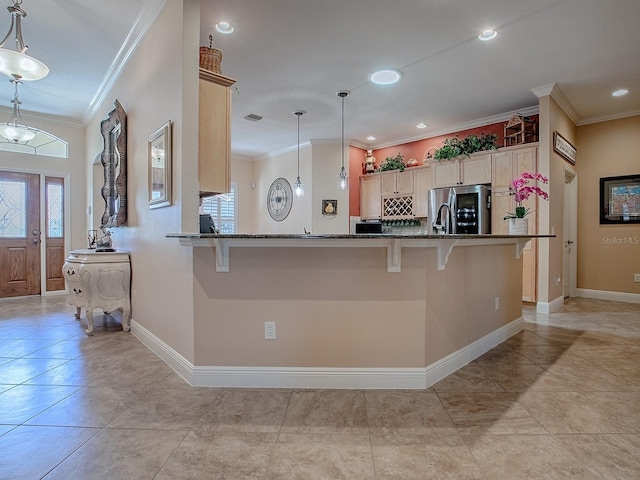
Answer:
0 180 26 238
46 179 63 238
201 183 237 234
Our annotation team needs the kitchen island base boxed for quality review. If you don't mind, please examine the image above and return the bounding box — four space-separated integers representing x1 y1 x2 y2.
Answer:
154 234 543 388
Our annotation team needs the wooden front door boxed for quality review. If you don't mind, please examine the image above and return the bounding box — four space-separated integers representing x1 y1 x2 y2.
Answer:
0 171 41 297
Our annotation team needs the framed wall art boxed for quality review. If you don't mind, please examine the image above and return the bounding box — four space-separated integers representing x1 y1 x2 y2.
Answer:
553 131 576 165
599 174 640 224
148 121 172 209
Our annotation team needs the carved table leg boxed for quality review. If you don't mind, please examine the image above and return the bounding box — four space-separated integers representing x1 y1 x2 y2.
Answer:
121 304 131 332
85 307 95 336
74 307 81 320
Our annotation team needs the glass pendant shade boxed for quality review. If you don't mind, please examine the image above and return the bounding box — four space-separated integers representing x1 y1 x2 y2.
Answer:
337 91 349 190
294 110 304 197
0 75 35 142
294 176 304 197
0 1 49 81
338 166 348 190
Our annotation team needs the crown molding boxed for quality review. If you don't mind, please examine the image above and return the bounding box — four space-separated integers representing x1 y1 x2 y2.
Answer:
531 83 580 125
82 0 168 125
371 105 539 150
577 109 640 126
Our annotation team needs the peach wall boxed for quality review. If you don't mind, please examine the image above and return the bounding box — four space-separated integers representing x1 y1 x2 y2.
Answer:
348 117 539 218
192 242 521 369
537 96 575 305
576 115 640 294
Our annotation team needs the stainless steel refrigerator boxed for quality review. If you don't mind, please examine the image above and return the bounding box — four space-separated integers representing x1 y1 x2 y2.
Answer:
429 184 491 234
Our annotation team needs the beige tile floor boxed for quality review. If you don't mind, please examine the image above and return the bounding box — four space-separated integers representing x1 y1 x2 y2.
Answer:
0 295 639 479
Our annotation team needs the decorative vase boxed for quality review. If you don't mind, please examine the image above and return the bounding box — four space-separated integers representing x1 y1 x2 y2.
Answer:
508 217 528 235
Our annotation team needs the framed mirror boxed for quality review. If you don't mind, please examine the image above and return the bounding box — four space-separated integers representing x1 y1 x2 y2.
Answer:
148 121 172 209
100 99 127 227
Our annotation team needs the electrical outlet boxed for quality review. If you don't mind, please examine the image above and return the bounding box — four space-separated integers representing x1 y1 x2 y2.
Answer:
634 273 640 283
494 296 500 310
264 321 276 340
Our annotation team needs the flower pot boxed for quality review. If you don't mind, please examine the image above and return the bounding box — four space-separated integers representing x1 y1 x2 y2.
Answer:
508 217 528 235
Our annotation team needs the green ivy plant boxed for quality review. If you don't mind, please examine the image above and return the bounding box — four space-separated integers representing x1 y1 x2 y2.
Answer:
378 153 405 172
433 133 498 161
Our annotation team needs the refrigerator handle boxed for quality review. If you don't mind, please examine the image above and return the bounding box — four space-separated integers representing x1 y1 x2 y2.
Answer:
448 188 457 234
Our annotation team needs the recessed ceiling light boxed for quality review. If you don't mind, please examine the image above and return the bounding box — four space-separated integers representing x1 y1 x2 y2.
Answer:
612 89 629 97
478 29 497 41
417 123 427 129
215 22 234 34
367 136 376 141
369 68 402 85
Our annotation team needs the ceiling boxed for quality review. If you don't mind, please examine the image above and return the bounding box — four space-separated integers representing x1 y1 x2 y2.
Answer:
2 0 639 158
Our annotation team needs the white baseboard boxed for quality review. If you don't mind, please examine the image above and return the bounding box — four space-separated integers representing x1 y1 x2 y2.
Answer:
576 288 640 304
131 316 524 389
536 295 565 314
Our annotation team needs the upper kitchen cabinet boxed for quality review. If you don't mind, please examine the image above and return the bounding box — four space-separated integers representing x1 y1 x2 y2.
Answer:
413 167 432 218
380 170 414 196
199 69 236 197
431 153 492 188
360 174 382 220
492 145 537 192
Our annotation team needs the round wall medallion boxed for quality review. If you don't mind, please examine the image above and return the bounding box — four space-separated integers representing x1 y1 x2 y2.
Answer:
267 177 293 221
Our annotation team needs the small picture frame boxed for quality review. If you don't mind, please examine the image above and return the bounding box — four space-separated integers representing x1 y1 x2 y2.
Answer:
148 121 172 209
553 131 576 165
322 199 337 216
599 174 640 224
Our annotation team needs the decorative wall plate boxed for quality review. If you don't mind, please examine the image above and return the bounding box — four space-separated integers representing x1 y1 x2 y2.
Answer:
267 177 293 221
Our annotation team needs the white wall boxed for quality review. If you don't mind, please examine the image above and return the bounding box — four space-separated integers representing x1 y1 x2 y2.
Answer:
230 155 255 234
310 141 350 234
85 0 198 362
252 145 312 233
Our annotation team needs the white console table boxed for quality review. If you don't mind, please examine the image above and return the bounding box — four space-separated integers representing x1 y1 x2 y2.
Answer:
62 249 131 335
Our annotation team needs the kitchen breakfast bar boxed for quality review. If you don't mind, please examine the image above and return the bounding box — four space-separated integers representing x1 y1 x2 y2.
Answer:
165 233 551 389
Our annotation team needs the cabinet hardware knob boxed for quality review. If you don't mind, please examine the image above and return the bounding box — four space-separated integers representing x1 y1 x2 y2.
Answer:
67 269 75 275
73 288 82 294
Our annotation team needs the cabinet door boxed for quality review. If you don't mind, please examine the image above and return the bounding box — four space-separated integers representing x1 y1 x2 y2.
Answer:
199 77 231 195
492 151 514 192
360 175 382 219
491 192 511 234
461 154 492 185
413 168 432 217
396 170 414 194
432 160 460 188
514 147 536 177
380 172 397 196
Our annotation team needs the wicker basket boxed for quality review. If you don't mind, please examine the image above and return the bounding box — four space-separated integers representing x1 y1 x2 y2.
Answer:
199 46 222 74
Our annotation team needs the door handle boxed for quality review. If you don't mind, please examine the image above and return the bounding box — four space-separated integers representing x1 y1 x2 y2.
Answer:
32 230 39 236
567 240 574 244
32 238 39 244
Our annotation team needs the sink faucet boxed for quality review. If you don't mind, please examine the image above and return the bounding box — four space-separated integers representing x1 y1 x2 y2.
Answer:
434 203 453 234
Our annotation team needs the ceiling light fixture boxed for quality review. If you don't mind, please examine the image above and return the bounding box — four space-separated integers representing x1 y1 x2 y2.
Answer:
478 29 498 41
367 135 376 141
0 0 48 81
0 74 35 142
337 91 349 191
293 110 304 197
417 122 427 129
369 68 402 85
215 21 234 34
612 89 628 97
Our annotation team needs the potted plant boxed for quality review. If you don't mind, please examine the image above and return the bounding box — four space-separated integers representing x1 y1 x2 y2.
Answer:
504 172 549 234
378 153 405 172
432 133 498 161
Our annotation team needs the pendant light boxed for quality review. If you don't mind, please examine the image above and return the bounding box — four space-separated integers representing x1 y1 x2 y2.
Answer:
293 110 304 197
0 73 35 142
337 91 349 190
0 1 49 81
